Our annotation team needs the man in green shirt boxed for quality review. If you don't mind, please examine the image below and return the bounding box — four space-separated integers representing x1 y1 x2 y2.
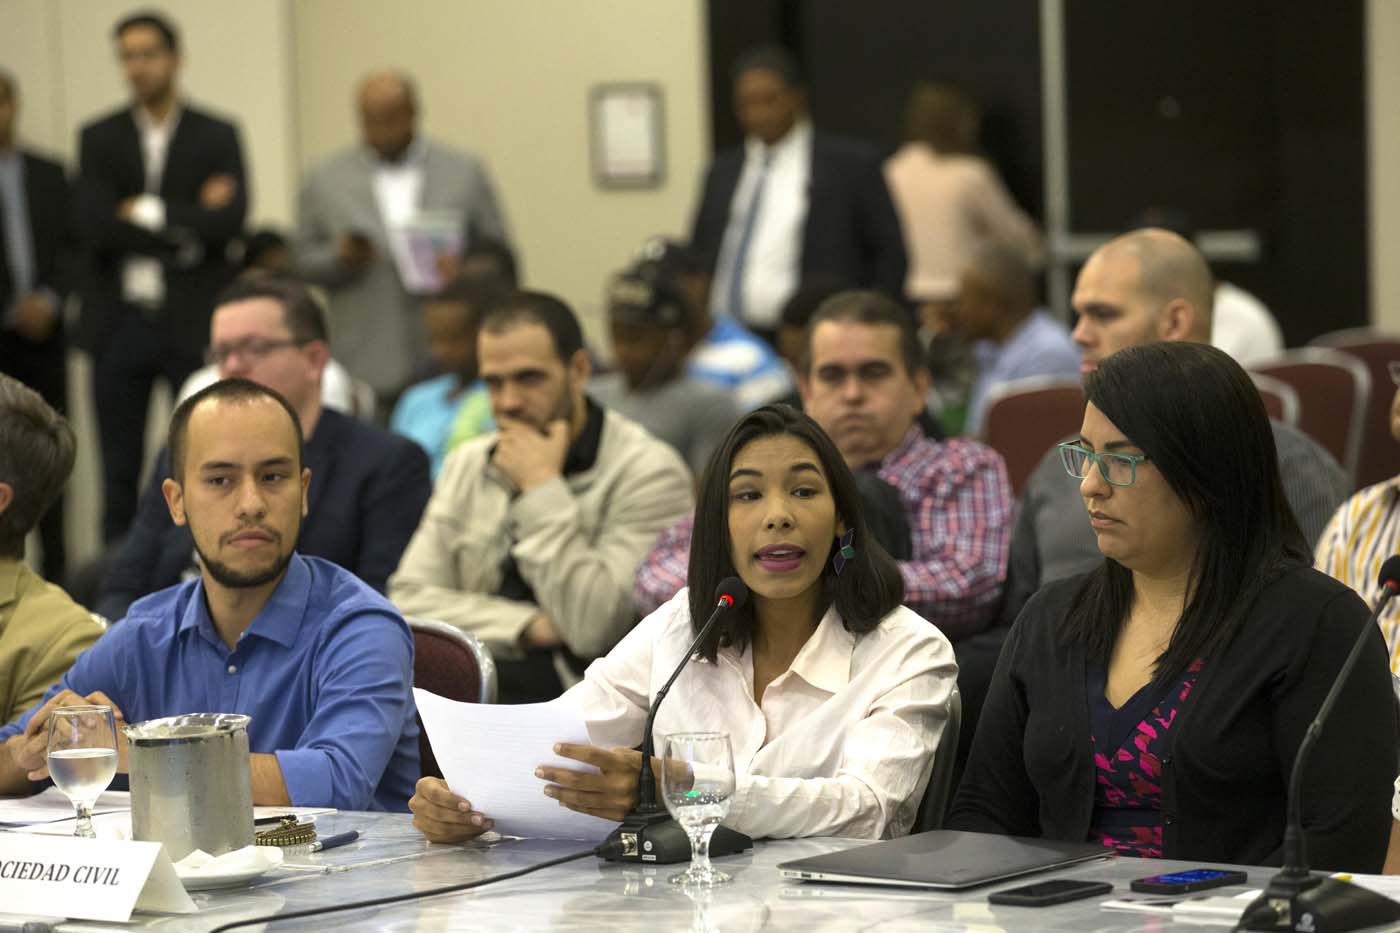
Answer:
0 373 104 723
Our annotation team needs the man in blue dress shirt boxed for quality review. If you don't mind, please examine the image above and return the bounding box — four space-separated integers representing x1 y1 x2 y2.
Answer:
0 378 419 811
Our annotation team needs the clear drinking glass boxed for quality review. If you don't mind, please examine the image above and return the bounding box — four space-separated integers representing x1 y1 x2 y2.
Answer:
46 705 118 838
660 731 736 886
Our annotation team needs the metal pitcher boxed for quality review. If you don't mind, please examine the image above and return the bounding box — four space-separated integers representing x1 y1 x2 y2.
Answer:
124 713 254 861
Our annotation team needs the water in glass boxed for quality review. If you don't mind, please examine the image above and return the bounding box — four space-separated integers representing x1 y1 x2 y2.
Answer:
46 705 118 838
661 731 736 886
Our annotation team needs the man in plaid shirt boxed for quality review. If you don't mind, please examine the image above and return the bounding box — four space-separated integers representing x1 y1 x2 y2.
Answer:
634 290 1011 642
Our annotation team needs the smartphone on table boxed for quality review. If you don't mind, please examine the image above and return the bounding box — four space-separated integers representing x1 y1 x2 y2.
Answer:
988 879 1115 906
1130 868 1247 894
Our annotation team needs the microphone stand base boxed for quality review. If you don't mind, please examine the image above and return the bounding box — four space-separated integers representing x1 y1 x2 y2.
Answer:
600 807 753 865
1238 874 1400 932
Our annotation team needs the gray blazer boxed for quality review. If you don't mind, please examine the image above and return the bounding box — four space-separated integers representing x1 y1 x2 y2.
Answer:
294 139 508 393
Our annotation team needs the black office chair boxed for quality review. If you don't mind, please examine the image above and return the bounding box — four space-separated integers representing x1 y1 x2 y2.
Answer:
914 690 963 832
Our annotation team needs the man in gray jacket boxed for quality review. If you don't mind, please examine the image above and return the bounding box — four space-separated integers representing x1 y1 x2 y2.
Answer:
294 70 509 409
389 291 693 702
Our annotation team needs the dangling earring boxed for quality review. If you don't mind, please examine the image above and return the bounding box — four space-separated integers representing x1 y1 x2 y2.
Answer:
832 528 856 575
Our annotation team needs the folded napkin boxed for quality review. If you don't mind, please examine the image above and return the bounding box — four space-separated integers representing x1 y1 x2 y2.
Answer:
174 844 283 878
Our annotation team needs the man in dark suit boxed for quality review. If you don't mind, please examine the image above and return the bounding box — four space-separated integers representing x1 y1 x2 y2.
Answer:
75 12 247 543
96 277 431 622
0 69 75 580
689 45 906 338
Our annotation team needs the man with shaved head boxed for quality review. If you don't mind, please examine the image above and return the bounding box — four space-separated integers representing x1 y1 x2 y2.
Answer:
1000 228 1348 625
295 69 510 413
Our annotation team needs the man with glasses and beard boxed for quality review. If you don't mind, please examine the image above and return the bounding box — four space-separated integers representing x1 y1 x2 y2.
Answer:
96 277 430 621
390 291 693 703
0 379 419 810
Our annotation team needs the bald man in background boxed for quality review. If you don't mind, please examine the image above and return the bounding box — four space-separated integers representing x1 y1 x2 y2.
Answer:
294 70 510 413
1002 228 1348 625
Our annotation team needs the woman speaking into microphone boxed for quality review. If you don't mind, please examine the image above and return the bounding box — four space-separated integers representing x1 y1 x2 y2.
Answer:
410 405 957 842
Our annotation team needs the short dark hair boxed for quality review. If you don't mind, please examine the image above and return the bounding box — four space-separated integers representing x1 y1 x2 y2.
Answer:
240 228 287 270
168 379 304 483
779 279 844 331
479 290 585 363
214 276 329 344
687 404 904 661
427 275 512 320
462 238 520 289
0 67 16 100
731 44 804 89
114 11 179 53
803 290 925 378
0 375 76 559
1061 341 1308 683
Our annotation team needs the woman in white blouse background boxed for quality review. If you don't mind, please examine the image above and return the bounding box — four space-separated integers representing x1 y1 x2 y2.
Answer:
409 405 958 842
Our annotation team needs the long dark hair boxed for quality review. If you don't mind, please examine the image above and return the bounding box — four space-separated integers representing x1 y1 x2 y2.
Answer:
687 405 905 661
1061 342 1308 680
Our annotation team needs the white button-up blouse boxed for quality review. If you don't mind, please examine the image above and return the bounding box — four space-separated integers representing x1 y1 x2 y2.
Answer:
566 589 958 840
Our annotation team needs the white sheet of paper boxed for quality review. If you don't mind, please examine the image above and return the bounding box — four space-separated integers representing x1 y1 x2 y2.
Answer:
0 833 195 922
413 688 615 842
0 787 131 824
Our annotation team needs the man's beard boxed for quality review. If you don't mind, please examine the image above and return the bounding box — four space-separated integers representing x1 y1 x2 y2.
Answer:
193 537 293 589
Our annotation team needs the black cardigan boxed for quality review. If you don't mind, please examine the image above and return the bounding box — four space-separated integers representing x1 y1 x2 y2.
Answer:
947 566 1397 873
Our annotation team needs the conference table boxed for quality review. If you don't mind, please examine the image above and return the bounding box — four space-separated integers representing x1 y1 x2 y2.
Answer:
27 811 1395 932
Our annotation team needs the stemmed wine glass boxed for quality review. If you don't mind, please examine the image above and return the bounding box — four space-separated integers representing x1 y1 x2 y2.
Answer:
660 731 736 887
46 705 118 838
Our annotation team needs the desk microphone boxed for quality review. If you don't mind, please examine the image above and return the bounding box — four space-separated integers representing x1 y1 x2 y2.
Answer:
599 576 755 863
1237 555 1400 932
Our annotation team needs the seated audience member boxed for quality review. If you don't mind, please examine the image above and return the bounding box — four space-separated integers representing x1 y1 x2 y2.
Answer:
97 278 430 621
590 246 741 476
441 244 522 453
949 342 1396 872
389 292 694 703
1130 207 1284 366
650 241 792 409
241 227 292 275
772 280 843 408
1004 229 1347 625
1 380 419 810
0 375 104 723
449 236 520 289
635 290 1011 645
178 355 371 422
955 241 1078 437
1316 366 1400 670
409 405 958 842
391 277 508 478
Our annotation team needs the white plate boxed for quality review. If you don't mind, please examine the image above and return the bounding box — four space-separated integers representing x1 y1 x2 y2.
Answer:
178 863 278 891
175 846 284 891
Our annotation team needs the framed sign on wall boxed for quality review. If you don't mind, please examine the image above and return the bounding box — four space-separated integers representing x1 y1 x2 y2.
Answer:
590 83 665 189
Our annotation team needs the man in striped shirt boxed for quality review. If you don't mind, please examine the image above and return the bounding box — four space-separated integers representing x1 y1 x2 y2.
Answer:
1316 369 1400 670
634 289 1013 641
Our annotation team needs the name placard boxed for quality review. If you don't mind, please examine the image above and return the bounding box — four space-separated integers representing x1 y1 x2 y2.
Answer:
0 833 195 922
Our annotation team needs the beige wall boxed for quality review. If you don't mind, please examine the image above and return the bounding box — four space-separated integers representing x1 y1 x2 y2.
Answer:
1 0 299 225
291 0 709 347
1370 0 1400 332
1 0 708 568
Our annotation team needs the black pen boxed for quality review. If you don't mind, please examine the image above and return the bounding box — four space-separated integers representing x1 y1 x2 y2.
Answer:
309 830 360 852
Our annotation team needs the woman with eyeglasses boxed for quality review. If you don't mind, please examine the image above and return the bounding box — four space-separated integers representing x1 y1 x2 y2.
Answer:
947 341 1397 872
